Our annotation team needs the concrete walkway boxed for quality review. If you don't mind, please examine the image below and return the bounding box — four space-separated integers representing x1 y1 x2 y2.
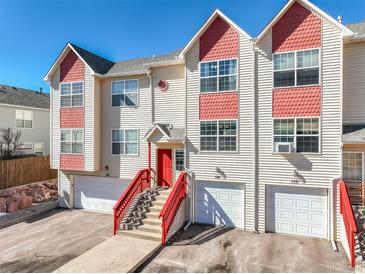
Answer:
54 236 161 273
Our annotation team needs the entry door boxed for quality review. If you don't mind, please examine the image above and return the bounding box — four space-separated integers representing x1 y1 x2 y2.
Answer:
157 149 172 187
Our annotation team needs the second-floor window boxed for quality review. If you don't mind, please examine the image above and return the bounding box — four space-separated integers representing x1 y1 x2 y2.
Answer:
200 120 237 152
200 59 237 93
273 117 320 153
16 109 32 128
61 129 83 154
60 82 83 107
112 80 138 107
112 129 138 155
273 49 320 88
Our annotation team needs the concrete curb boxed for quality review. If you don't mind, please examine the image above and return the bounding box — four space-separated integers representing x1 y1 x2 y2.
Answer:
0 200 58 229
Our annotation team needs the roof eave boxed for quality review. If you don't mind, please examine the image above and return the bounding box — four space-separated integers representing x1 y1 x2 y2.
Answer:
43 43 95 83
178 9 252 59
94 69 148 78
143 58 185 68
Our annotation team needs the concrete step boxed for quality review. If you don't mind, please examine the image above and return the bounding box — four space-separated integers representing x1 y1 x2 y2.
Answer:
152 200 166 207
143 217 162 226
137 223 161 233
149 205 164 212
145 211 160 219
118 229 161 242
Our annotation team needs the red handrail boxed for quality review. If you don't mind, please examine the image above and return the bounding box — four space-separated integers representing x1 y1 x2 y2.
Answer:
113 169 150 235
339 181 358 268
159 172 187 245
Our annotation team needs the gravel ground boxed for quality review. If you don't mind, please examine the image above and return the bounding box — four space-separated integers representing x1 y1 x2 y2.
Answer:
0 209 112 272
140 224 351 273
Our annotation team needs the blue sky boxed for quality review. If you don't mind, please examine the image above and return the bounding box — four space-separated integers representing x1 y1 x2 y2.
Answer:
0 0 364 93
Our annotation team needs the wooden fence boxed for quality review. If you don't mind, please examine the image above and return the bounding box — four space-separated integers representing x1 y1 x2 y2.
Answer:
0 156 57 190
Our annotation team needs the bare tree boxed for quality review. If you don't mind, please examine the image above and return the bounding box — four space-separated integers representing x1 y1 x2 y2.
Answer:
0 128 22 160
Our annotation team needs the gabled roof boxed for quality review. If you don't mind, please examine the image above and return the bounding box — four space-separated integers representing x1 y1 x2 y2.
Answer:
346 21 365 40
144 123 185 142
44 43 115 82
178 9 252 58
255 0 353 44
343 125 365 144
0 84 50 109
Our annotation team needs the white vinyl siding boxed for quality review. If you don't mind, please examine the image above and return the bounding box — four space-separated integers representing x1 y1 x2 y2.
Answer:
51 68 61 168
153 64 185 127
343 41 365 124
58 170 72 208
186 32 255 231
256 18 343 241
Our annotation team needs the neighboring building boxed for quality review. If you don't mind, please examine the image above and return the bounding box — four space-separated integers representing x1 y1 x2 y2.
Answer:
44 0 365 255
0 85 50 156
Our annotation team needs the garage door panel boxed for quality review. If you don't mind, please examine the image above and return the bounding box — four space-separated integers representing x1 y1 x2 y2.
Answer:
195 181 244 229
266 186 328 239
74 176 129 213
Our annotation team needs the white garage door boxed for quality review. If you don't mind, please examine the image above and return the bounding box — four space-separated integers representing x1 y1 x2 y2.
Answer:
266 186 328 239
74 176 129 213
195 181 244 228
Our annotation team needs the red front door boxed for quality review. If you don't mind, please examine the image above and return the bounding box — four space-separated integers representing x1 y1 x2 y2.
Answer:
157 149 172 187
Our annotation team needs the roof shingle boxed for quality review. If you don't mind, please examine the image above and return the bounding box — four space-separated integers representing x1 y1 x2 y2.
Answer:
0 85 50 109
346 21 365 36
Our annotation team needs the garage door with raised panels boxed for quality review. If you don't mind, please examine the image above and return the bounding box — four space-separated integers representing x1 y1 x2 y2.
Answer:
266 185 328 239
195 181 244 228
74 176 129 213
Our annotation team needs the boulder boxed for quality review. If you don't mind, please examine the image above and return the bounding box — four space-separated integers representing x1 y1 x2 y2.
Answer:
17 196 33 210
0 198 6 212
6 198 19 213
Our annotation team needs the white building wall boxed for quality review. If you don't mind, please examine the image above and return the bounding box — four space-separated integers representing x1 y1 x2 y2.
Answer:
256 19 343 239
185 33 256 231
343 41 365 124
51 67 61 169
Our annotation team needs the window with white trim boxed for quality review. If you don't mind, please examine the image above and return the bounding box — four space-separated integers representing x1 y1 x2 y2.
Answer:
61 129 83 154
200 120 237 152
273 49 320 88
112 80 138 107
34 142 44 156
16 109 32 128
60 82 83 107
200 59 237 93
175 149 185 171
112 129 138 155
343 152 363 182
273 117 320 153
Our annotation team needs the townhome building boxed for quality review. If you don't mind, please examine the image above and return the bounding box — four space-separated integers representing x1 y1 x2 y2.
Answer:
0 85 50 156
44 0 365 263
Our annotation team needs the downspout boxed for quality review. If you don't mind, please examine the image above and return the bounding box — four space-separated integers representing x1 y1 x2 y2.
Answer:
252 41 259 233
146 69 154 124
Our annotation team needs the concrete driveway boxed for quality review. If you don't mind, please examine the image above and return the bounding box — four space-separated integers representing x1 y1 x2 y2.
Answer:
0 209 112 272
140 225 351 273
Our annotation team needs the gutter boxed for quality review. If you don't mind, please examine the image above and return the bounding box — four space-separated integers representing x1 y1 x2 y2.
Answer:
93 70 148 78
144 59 185 68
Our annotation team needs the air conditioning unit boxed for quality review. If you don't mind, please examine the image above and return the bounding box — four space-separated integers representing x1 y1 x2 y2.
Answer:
275 142 295 154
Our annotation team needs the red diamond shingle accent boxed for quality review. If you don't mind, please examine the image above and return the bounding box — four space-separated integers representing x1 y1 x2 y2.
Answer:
200 17 239 61
272 86 321 117
272 2 321 53
60 154 84 171
200 92 238 120
60 50 85 82
60 107 84 128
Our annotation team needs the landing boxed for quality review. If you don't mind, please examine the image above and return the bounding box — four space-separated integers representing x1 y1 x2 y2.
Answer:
54 236 161 273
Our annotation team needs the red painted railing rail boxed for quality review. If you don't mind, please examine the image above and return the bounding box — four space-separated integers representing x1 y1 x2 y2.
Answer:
113 169 150 235
159 172 187 245
339 181 358 268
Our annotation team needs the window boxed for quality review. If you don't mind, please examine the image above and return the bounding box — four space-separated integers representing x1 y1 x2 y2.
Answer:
112 129 138 155
274 49 320 87
61 129 83 154
200 120 237 152
273 117 320 153
34 142 44 156
60 82 83 107
112 80 138 107
200 59 237 93
343 152 363 182
17 142 33 154
175 149 185 171
16 110 32 128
